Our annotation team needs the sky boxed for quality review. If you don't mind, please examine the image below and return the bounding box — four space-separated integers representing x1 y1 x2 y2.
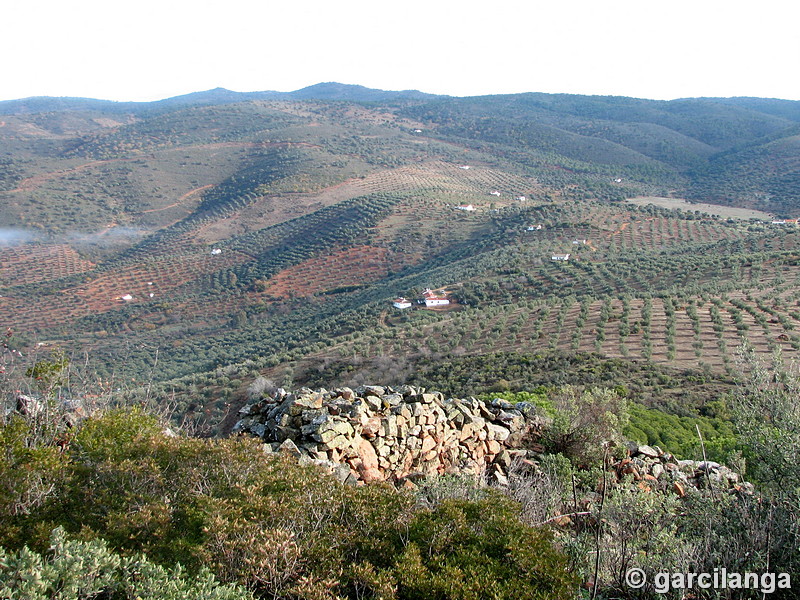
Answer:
2 0 799 103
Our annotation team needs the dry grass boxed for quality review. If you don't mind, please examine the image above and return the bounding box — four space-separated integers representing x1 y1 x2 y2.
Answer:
627 197 773 221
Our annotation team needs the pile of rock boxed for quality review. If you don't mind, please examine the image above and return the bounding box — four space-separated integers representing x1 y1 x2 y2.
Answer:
233 384 750 495
614 442 752 496
233 385 548 486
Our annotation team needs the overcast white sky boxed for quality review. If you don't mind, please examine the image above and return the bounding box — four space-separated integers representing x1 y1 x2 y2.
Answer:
2 0 799 102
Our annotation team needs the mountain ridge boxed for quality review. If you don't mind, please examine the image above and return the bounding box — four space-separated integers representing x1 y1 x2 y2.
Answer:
0 82 445 115
3 82 799 114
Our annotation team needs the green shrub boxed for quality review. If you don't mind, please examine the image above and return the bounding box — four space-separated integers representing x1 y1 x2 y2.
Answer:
541 386 628 466
394 496 578 600
0 527 252 600
2 407 583 599
0 416 68 549
624 404 736 462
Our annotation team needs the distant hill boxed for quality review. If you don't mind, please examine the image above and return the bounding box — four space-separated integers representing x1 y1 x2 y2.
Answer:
286 82 442 102
702 97 800 122
0 96 143 115
396 92 800 214
0 83 442 116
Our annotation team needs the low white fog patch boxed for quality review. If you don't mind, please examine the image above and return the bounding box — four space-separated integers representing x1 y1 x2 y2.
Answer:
0 228 39 246
66 226 148 248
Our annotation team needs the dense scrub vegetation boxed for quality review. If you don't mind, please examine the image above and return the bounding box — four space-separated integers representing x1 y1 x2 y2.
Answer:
398 93 800 214
0 408 578 599
2 344 799 599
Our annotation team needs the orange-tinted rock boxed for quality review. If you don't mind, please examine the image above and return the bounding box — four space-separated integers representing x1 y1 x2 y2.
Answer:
420 435 436 454
361 416 382 438
486 439 502 455
357 437 379 471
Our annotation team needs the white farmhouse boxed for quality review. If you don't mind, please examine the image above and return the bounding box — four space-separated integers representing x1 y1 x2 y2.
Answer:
393 297 412 309
422 288 450 307
551 253 571 261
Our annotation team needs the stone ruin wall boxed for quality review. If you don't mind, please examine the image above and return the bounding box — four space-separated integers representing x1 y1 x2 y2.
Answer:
233 384 750 495
233 385 546 486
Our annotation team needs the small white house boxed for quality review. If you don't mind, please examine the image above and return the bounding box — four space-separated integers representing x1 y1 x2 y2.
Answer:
516 196 527 201
121 294 133 301
211 248 222 255
490 191 501 197
551 254 571 261
422 289 450 307
572 239 587 245
456 204 476 212
459 165 471 170
393 297 412 309
526 224 543 231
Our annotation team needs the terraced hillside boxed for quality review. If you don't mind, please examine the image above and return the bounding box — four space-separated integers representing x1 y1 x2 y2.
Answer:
1 86 799 429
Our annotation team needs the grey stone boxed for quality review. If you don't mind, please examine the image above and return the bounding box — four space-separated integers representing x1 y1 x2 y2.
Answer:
364 395 382 412
383 393 404 406
486 422 510 442
493 469 509 487
363 385 386 397
332 462 352 483
491 398 514 410
278 438 301 457
637 445 660 459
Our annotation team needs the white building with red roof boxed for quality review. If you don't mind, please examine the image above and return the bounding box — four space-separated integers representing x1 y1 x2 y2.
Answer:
422 288 450 307
393 297 412 309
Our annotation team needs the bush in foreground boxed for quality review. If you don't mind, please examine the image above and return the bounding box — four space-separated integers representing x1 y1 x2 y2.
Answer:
0 527 252 600
0 408 578 600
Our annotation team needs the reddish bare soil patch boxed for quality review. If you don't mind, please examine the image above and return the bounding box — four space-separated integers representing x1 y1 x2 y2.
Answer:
0 249 251 330
262 246 415 299
0 244 95 285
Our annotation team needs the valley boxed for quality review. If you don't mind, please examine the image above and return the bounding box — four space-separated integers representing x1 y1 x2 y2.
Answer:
1 86 800 431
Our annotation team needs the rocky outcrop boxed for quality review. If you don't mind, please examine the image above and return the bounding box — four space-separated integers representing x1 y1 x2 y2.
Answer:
614 442 753 496
233 385 549 486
